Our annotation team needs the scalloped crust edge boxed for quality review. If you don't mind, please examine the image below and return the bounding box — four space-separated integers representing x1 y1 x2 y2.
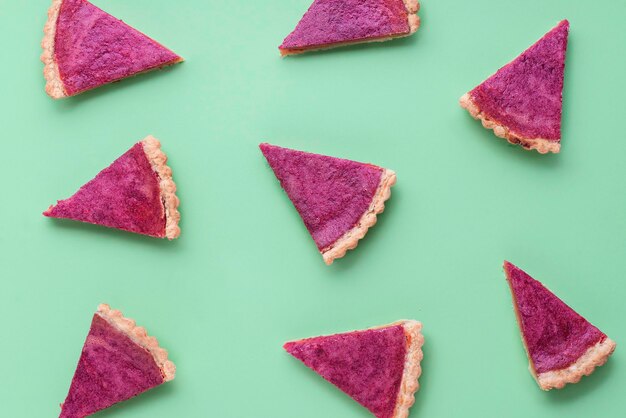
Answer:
41 0 66 99
535 337 616 390
280 0 420 56
392 320 424 418
97 304 176 382
321 168 396 265
403 0 421 33
141 136 181 240
459 93 561 154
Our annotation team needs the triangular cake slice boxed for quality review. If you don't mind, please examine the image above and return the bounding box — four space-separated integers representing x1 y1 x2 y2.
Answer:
279 0 420 56
285 321 423 418
60 304 176 418
41 0 183 98
260 143 396 264
460 20 569 153
503 261 616 390
44 136 180 239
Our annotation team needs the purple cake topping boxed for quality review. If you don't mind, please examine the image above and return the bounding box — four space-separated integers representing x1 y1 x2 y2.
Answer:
260 143 383 250
44 142 166 237
280 0 410 50
54 0 181 95
504 261 606 374
60 314 164 418
285 325 407 418
470 20 569 140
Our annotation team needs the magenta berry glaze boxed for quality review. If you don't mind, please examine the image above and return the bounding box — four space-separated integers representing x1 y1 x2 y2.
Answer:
280 0 410 50
260 143 382 250
470 20 569 140
505 261 606 373
44 143 166 237
54 0 181 95
284 325 406 418
60 315 164 418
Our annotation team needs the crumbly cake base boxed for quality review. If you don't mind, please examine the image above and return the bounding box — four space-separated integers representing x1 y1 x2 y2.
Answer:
280 0 420 56
321 168 396 265
459 93 561 154
392 320 424 418
140 136 181 240
96 304 176 382
535 337 616 390
41 0 66 99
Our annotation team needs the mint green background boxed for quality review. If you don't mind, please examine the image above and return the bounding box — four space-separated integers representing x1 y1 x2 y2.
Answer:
1 0 625 417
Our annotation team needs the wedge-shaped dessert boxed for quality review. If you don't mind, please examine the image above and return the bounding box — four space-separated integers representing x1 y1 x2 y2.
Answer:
460 20 569 153
279 0 420 56
60 304 175 418
285 321 423 418
504 261 616 390
42 0 183 98
44 136 180 239
260 143 396 264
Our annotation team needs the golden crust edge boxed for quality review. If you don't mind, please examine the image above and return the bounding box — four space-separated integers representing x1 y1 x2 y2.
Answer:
280 1 420 56
96 304 176 382
321 168 396 265
536 337 616 390
41 0 66 99
459 93 561 154
141 136 181 240
392 320 424 418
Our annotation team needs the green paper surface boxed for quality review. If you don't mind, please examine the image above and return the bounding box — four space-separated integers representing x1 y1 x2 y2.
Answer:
1 0 625 416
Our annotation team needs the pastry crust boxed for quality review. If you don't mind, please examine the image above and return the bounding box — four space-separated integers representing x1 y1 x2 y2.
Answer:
459 93 561 154
506 265 615 390
392 320 424 418
280 0 420 56
321 168 396 265
41 0 67 99
96 304 176 382
141 136 181 240
403 0 420 34
535 338 616 390
40 0 184 98
287 320 424 417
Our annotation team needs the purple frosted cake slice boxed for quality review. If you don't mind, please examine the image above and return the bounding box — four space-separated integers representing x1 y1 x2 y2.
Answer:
284 321 424 418
504 261 616 390
279 0 420 56
60 304 176 418
44 136 180 239
41 0 183 98
260 143 396 264
460 20 569 153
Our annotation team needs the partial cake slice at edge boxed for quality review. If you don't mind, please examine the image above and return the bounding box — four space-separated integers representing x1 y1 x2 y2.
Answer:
280 0 421 57
459 93 561 154
322 168 396 265
96 303 176 382
60 304 176 417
